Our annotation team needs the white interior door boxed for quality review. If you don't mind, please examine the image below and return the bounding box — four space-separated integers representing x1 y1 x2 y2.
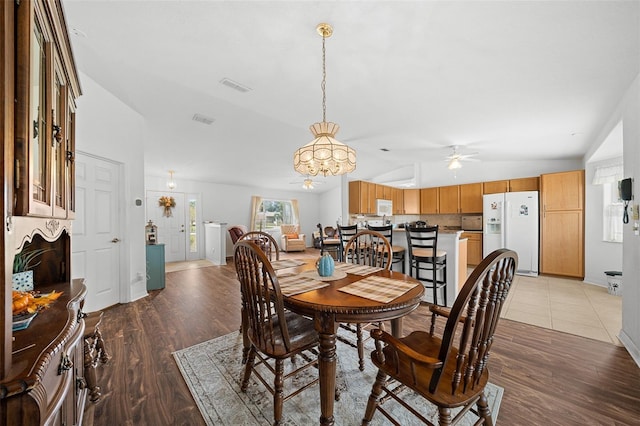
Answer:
72 153 121 312
146 190 186 262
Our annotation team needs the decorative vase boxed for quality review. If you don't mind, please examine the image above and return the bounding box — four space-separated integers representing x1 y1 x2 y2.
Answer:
12 270 34 292
316 253 335 277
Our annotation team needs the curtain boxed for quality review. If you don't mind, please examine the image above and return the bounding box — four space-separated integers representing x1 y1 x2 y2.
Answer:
605 203 624 242
291 199 300 229
592 163 623 185
250 196 262 231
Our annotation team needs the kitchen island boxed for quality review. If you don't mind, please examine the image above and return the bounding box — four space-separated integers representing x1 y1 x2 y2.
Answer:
392 228 466 307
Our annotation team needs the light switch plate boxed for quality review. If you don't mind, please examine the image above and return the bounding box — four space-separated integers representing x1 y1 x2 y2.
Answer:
634 204 640 221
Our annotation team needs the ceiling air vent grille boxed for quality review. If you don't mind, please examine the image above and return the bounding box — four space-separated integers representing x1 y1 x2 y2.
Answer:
219 78 251 93
192 114 215 125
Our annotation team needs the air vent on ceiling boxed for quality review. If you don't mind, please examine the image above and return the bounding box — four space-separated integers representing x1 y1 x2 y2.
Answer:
380 148 390 152
219 78 252 93
192 114 215 125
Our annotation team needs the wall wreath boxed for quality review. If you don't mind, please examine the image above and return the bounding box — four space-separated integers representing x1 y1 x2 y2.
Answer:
159 196 176 217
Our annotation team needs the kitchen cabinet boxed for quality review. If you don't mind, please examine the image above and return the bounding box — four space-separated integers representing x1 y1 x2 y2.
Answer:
2 1 85 423
375 184 392 201
349 180 375 214
540 170 584 278
509 177 539 192
392 188 404 214
439 185 460 214
483 180 508 194
461 232 483 266
420 187 439 214
403 189 420 214
459 183 483 213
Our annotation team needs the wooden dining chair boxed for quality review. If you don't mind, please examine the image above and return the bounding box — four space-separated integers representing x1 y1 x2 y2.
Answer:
340 230 393 371
367 223 405 273
362 248 518 426
239 231 280 261
316 223 341 260
234 241 320 425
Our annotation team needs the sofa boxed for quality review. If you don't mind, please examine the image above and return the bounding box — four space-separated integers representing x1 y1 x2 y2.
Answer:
280 224 306 252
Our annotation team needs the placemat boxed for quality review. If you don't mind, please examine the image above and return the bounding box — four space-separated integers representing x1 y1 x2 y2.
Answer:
271 259 306 270
334 263 384 276
277 273 329 296
300 270 348 282
338 276 418 303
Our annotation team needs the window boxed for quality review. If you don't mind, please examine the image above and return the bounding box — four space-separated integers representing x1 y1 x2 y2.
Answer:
603 182 623 242
593 163 623 243
251 197 299 231
189 199 197 252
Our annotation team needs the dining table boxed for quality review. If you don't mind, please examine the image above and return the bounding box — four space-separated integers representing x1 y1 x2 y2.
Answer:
269 258 425 426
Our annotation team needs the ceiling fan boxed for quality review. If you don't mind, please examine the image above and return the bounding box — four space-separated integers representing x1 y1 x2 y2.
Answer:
445 145 479 170
289 175 326 190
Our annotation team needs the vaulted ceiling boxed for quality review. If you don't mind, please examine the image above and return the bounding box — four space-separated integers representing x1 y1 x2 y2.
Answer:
62 1 639 191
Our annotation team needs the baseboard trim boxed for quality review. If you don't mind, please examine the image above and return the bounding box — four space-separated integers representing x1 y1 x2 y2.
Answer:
618 329 640 368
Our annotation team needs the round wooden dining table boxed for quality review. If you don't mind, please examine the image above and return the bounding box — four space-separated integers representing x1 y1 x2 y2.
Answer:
280 261 424 426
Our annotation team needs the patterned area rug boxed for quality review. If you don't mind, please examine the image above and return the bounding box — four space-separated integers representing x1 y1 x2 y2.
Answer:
173 331 503 425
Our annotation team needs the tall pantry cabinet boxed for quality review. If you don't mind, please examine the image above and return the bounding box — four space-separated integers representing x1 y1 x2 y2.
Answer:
1 1 85 425
540 170 585 278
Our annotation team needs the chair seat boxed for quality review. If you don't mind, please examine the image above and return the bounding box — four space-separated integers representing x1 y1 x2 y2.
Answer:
248 311 318 358
324 239 340 245
371 330 489 408
391 245 405 254
412 248 447 259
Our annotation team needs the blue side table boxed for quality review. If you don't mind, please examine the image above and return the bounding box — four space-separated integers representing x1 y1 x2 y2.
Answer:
146 244 166 290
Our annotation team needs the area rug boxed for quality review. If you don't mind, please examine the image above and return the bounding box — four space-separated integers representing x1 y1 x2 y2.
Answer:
173 331 503 425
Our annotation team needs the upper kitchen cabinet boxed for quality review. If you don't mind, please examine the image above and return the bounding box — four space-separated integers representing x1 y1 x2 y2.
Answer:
403 188 420 214
420 187 439 214
438 185 460 214
509 176 539 192
392 187 404 215
14 0 80 218
541 171 583 211
375 184 392 201
459 183 483 213
349 180 376 214
483 180 508 194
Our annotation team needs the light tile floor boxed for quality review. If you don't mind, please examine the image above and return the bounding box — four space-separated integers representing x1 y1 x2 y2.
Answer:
500 274 623 346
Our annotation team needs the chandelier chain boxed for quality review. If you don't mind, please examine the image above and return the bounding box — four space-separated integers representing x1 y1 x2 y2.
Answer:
321 33 326 123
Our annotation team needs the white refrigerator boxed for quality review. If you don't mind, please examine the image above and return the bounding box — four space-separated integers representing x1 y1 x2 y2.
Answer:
483 191 539 276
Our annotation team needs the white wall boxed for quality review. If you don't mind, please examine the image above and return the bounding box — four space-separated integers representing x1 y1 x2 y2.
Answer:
75 72 147 303
584 159 624 286
144 175 322 255
620 74 640 365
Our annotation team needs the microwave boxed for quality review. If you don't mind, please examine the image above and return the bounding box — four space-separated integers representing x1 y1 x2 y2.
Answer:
376 199 393 217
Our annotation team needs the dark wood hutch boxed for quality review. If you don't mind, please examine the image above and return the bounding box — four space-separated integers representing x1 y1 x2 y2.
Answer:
1 0 85 424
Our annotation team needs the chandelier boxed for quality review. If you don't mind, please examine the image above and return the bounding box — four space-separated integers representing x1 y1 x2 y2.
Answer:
293 23 356 177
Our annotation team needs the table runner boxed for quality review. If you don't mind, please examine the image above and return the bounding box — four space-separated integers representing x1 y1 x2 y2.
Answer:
334 263 383 276
277 273 329 296
338 275 418 303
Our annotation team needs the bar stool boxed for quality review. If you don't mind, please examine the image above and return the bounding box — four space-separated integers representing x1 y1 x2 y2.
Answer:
337 224 358 262
367 224 405 273
405 224 447 306
83 311 110 402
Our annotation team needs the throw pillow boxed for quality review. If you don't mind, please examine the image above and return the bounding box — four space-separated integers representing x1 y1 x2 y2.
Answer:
285 233 299 240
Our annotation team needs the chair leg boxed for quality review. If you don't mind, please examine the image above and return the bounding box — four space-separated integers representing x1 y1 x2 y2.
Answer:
356 324 365 371
362 369 387 424
240 347 256 392
438 407 453 426
273 358 285 425
477 392 494 426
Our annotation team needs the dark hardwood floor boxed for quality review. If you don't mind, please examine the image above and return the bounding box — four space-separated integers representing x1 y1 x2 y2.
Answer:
85 249 640 425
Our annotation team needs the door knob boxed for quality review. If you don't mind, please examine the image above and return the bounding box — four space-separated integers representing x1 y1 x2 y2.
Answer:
111 238 120 243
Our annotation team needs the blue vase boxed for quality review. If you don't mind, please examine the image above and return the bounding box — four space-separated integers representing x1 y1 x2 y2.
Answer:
316 254 335 277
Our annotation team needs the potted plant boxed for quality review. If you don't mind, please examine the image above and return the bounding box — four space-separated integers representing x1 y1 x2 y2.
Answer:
12 248 50 292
